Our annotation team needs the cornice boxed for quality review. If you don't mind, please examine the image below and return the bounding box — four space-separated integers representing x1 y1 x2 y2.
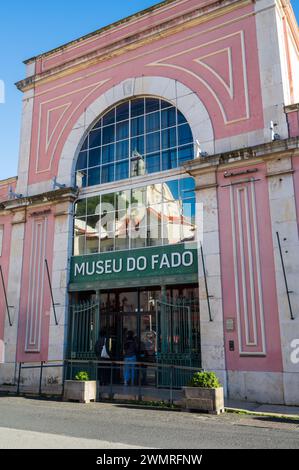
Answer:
1 187 79 212
16 0 252 92
183 137 299 175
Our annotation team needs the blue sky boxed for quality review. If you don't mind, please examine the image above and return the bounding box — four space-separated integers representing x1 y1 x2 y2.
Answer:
0 0 298 181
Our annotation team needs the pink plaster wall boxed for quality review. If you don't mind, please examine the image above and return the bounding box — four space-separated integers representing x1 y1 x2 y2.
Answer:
26 1 264 185
0 215 13 345
16 210 55 362
218 163 283 372
0 180 15 346
287 110 299 137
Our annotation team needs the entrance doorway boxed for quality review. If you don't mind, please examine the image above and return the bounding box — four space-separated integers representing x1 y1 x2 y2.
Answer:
68 285 200 387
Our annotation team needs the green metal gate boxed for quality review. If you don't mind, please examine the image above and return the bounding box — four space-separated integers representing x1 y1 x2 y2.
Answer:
156 298 201 388
68 301 99 361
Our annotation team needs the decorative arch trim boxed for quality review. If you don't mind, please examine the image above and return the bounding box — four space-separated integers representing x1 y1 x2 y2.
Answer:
57 76 214 186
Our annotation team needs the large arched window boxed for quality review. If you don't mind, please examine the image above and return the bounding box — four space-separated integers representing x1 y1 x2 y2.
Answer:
75 97 194 188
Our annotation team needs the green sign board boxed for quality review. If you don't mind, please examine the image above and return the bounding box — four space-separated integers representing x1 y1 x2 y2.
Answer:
70 243 198 285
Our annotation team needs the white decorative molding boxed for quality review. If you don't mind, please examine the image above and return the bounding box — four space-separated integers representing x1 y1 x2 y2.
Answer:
57 76 214 187
230 182 266 356
25 218 48 352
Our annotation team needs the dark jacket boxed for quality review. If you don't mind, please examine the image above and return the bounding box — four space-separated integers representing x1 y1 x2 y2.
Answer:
124 338 138 357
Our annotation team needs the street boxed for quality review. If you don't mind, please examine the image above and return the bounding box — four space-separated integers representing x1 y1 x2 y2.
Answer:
0 396 298 449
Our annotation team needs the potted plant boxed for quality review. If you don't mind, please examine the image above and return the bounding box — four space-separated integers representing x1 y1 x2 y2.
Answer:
63 371 97 403
183 371 224 415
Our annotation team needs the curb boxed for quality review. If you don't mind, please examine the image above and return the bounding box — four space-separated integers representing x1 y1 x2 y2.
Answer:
225 407 299 421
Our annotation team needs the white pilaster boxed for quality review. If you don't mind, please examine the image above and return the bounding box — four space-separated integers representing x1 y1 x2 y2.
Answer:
194 169 227 393
266 153 299 405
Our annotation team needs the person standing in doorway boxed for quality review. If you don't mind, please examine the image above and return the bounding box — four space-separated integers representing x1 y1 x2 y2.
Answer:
123 330 138 386
94 328 110 385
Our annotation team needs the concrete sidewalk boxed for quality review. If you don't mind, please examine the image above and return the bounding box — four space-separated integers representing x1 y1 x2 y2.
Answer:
225 399 299 419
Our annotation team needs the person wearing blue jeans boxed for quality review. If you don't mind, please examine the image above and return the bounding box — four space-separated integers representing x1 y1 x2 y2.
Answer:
123 330 138 386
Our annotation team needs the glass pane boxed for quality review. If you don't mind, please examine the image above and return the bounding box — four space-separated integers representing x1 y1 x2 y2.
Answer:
115 211 129 243
92 118 102 130
178 144 194 164
101 164 115 184
177 110 187 124
115 236 129 251
101 193 115 213
74 199 86 217
146 132 160 153
102 124 115 145
163 221 181 244
131 236 146 249
163 180 179 201
86 235 100 254
74 217 87 236
131 98 145 117
146 111 160 133
131 187 147 206
76 170 87 188
131 116 144 137
102 144 114 164
73 234 86 256
80 136 88 150
115 161 129 181
100 232 115 252
162 127 176 149
146 98 159 113
147 224 162 246
130 154 146 178
131 136 144 156
161 107 176 128
148 204 163 226
161 100 172 109
89 128 102 148
146 183 162 204
178 124 193 146
86 196 101 215
116 102 129 121
86 215 99 231
116 140 129 160
89 147 101 167
146 153 160 174
76 151 88 170
180 177 195 198
103 108 115 126
162 149 177 170
100 210 115 233
87 167 101 187
116 121 129 140
115 190 130 211
86 215 100 254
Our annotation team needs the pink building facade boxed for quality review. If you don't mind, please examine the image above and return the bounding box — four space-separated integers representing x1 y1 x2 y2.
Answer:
0 0 298 404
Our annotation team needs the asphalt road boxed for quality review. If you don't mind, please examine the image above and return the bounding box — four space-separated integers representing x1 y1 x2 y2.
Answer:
0 396 298 449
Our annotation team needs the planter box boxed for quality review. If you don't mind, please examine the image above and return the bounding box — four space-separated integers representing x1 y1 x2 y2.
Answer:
183 387 224 415
63 380 97 403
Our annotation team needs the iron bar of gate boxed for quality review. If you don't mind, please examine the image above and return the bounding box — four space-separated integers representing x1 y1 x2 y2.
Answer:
170 365 173 405
39 362 44 395
276 232 295 320
17 363 22 395
200 243 213 322
45 259 59 326
0 265 13 326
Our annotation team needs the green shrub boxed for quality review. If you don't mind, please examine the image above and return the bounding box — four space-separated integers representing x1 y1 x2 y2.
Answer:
188 371 221 388
75 371 90 381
